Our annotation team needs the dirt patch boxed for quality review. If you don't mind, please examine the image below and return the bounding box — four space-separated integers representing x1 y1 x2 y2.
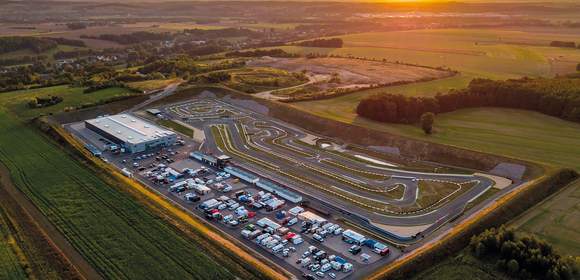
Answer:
248 57 450 86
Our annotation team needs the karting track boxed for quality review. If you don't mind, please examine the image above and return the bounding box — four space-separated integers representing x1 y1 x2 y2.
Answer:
163 98 504 239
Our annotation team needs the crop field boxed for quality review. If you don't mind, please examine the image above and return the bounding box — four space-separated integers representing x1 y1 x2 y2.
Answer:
510 179 580 256
283 28 580 79
0 210 27 280
0 88 241 279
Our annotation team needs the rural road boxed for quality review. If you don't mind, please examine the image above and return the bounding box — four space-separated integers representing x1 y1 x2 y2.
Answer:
126 82 181 112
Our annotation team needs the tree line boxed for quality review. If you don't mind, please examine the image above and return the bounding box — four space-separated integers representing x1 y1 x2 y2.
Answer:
469 227 579 280
81 32 172 45
225 48 297 58
549 41 578 48
356 77 580 124
295 38 343 48
183 28 262 39
0 36 85 54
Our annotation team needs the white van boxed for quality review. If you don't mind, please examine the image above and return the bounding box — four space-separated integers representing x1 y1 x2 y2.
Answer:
272 244 284 253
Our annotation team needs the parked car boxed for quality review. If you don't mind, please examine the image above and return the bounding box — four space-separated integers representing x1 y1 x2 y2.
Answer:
349 245 362 255
313 234 324 243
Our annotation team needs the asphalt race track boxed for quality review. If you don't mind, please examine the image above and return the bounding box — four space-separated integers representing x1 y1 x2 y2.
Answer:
163 98 504 241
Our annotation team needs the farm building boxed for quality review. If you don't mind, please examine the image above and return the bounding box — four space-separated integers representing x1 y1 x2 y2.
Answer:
85 114 176 153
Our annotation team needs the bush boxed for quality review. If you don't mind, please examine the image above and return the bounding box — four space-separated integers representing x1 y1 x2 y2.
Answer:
420 112 435 134
28 95 63 108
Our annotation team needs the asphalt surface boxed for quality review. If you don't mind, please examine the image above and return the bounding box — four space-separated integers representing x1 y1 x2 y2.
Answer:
163 98 500 233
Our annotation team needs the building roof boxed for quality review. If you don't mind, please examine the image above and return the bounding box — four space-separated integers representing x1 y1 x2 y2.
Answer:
86 114 175 145
146 108 162 115
298 211 327 224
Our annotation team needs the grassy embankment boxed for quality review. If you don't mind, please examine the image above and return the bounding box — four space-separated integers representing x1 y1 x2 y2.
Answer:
0 85 253 279
126 78 180 92
157 118 194 137
222 67 307 93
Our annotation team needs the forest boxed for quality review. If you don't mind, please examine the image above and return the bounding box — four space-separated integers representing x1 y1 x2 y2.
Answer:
469 227 579 280
81 31 173 45
0 37 85 54
356 77 580 124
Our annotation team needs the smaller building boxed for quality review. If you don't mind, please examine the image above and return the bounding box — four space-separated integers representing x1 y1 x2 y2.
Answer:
84 144 102 157
298 211 327 225
191 152 231 169
146 108 162 116
342 229 366 245
257 217 281 230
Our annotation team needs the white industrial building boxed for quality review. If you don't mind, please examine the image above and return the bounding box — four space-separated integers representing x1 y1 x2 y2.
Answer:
85 114 177 153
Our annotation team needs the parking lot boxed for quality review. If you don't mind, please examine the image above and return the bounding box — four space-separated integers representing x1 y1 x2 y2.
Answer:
57 128 396 279
122 149 395 279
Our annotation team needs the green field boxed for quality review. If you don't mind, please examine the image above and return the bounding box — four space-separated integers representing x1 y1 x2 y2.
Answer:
510 179 580 256
157 119 194 137
411 252 509 280
0 87 238 279
0 44 87 63
1 85 137 120
0 211 27 280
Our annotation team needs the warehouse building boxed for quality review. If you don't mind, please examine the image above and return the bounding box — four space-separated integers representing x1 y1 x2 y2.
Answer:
85 114 177 153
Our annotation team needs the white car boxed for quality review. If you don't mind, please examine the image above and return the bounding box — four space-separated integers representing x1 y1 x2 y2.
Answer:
222 215 234 223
